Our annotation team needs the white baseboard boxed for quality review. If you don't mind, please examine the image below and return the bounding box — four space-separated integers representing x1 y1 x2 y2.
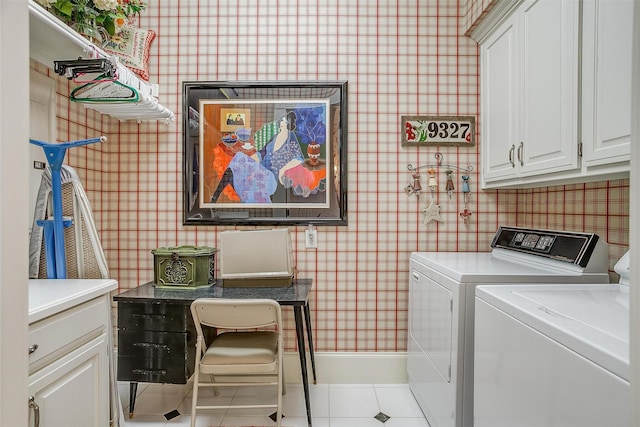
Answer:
283 351 408 384
113 349 408 385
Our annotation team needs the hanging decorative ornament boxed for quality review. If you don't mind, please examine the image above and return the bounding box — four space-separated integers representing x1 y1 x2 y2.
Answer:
427 168 437 191
445 169 455 200
423 168 444 225
412 172 422 196
404 183 414 196
423 199 444 224
405 171 422 197
459 207 472 223
461 175 470 193
459 175 472 224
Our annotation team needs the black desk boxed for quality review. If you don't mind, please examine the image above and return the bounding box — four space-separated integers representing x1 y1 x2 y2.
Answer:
114 279 316 426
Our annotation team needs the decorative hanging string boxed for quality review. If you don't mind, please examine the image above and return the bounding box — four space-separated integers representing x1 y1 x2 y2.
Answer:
405 152 472 198
405 152 474 226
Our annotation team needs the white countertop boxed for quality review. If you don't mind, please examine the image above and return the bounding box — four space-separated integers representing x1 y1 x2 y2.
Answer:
29 279 118 323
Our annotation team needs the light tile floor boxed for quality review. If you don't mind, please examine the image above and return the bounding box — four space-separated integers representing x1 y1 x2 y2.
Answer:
118 381 429 427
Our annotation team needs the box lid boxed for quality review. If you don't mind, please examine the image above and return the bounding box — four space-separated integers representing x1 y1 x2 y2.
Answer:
219 229 294 279
151 245 217 256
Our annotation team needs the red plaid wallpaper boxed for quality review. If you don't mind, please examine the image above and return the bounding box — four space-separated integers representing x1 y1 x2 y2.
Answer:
31 0 629 352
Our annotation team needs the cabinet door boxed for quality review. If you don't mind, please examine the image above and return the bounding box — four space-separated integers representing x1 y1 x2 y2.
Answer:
28 335 109 427
582 0 633 167
519 0 579 176
481 12 519 182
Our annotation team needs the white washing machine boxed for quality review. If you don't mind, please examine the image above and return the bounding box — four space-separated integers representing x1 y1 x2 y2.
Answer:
408 226 611 427
473 252 630 427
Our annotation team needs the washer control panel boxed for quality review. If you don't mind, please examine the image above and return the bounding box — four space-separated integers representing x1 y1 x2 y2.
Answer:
491 226 600 267
511 232 556 253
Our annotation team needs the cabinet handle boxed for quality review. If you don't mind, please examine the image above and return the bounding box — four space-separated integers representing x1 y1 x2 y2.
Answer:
28 344 38 355
29 396 40 427
509 144 515 167
412 272 419 280
517 141 524 166
133 342 171 353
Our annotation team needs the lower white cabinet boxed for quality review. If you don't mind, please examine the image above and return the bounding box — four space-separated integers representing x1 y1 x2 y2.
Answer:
28 292 111 427
28 335 108 427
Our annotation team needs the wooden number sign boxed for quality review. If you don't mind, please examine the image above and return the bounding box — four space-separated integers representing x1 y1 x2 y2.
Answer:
401 115 476 147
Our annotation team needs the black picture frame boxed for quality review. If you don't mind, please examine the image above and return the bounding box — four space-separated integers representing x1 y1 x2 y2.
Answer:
183 80 348 226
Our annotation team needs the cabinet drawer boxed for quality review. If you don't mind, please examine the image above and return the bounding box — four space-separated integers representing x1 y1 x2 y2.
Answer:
118 301 190 332
117 355 194 384
29 296 107 373
118 330 193 358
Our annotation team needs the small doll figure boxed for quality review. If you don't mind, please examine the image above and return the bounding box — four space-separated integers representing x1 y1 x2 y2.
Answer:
461 175 470 193
412 172 422 195
445 170 455 200
427 168 437 192
405 171 422 196
460 175 472 224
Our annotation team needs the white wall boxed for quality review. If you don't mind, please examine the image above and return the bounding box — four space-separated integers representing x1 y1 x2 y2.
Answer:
0 0 29 426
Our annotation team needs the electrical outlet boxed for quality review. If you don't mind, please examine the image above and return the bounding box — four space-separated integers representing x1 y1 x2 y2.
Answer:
305 229 318 248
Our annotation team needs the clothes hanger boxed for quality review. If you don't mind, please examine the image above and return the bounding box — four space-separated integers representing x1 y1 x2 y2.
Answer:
70 75 140 103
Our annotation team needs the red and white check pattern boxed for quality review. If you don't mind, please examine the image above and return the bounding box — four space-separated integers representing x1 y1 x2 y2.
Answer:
31 0 629 353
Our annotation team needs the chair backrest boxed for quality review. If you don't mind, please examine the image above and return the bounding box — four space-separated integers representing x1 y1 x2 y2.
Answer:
191 298 282 331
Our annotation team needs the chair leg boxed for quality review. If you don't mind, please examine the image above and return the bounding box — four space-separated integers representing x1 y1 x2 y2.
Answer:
208 374 220 397
276 390 283 425
282 367 286 395
276 349 283 427
190 367 200 427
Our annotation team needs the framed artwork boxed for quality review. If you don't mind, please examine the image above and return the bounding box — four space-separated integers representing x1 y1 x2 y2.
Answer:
183 80 348 226
401 115 476 147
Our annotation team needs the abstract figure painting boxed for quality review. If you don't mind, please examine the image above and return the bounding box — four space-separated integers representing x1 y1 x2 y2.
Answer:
183 81 348 226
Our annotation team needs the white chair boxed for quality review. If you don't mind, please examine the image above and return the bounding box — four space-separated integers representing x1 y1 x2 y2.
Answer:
189 298 284 427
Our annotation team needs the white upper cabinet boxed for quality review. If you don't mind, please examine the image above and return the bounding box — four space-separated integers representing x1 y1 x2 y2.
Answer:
482 12 519 182
518 0 579 176
478 0 579 188
472 0 632 189
582 0 633 169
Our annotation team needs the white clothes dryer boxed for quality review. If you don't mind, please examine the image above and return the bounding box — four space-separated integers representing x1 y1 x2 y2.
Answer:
473 252 630 427
408 226 611 427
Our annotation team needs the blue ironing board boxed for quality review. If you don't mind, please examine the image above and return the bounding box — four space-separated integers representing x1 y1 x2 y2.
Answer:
29 137 105 279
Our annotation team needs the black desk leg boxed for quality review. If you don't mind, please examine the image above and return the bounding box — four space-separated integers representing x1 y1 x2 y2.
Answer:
303 303 317 384
129 382 138 418
294 306 312 427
